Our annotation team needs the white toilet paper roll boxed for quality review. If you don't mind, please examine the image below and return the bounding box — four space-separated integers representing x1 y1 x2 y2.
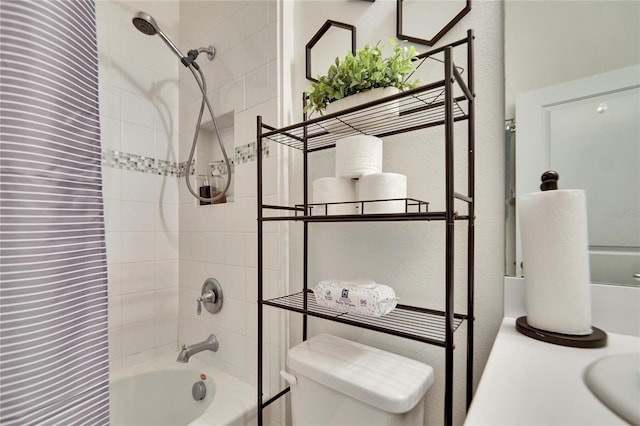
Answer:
312 177 357 215
518 189 592 335
335 135 383 178
358 173 407 214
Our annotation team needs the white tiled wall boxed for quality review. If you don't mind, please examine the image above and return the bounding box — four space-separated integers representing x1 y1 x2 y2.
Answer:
99 1 284 422
177 2 284 421
97 0 181 371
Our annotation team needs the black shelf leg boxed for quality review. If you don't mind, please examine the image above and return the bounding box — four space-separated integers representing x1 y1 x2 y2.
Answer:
466 28 476 410
257 115 264 426
444 46 455 426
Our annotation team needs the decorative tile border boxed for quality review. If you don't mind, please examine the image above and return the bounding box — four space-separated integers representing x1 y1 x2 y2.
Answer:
102 150 181 176
206 160 232 177
102 140 270 178
235 141 270 165
177 159 196 178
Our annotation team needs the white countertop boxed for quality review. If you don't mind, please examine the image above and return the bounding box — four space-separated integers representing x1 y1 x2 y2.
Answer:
465 317 640 425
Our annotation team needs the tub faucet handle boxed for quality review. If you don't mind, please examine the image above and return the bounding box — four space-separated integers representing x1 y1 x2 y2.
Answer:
196 278 224 315
196 291 215 315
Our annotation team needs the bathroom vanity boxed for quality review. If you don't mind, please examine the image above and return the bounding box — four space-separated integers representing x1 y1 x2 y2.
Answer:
464 278 640 425
465 318 638 425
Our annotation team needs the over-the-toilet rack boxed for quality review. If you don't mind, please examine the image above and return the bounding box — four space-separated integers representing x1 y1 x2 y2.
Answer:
256 30 475 426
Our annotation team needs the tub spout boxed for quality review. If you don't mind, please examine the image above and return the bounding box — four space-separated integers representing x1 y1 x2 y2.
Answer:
177 334 219 363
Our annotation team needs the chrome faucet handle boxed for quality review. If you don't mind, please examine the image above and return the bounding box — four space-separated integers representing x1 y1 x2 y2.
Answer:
196 278 224 315
196 290 216 315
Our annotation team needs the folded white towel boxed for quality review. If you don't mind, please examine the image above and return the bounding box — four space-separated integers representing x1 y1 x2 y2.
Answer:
313 279 398 317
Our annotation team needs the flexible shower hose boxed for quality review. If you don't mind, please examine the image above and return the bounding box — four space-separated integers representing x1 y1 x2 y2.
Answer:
184 65 232 203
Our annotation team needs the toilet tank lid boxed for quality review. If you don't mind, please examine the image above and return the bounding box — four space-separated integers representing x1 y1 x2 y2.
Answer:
287 334 435 414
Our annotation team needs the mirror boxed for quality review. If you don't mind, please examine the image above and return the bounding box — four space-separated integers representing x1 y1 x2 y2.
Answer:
397 0 471 46
306 20 356 82
505 1 640 287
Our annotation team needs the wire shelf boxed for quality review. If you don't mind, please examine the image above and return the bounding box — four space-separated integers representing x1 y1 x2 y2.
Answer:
297 197 429 216
263 290 466 346
260 198 476 222
260 80 470 151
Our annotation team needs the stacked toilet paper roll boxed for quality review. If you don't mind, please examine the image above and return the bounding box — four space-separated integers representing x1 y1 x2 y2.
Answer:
312 134 409 215
312 177 357 215
358 173 408 214
335 135 382 178
518 189 592 335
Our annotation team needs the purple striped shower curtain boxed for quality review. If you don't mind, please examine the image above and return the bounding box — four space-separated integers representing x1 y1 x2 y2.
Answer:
0 0 109 424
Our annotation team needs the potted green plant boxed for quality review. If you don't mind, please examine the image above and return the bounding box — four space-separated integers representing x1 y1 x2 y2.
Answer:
305 39 419 117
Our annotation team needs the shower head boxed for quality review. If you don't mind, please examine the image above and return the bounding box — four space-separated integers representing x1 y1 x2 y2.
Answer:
132 11 158 35
132 11 188 66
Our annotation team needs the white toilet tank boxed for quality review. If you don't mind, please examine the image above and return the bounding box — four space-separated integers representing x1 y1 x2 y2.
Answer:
283 334 435 426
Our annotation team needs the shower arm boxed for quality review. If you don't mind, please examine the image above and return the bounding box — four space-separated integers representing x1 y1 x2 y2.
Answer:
184 63 232 203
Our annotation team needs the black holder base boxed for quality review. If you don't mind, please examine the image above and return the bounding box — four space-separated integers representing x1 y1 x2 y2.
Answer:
516 316 607 348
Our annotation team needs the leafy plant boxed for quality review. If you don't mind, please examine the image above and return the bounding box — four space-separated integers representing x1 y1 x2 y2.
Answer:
305 39 419 114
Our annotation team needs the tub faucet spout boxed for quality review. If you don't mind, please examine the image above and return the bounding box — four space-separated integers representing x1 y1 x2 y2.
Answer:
177 334 219 363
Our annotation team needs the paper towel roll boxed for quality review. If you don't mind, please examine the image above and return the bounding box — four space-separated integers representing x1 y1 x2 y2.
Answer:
312 177 357 215
358 173 407 214
518 189 592 335
335 135 383 178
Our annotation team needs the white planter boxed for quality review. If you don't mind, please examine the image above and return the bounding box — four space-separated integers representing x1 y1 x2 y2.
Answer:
323 87 401 134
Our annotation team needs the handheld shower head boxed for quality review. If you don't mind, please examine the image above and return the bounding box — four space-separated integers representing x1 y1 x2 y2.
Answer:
132 11 188 65
132 11 158 35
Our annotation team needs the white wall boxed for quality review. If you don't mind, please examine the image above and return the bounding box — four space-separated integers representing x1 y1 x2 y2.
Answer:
97 0 181 371
176 2 285 424
505 0 640 119
286 1 504 425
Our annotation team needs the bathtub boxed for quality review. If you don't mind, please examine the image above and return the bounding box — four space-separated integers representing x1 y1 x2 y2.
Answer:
110 354 255 426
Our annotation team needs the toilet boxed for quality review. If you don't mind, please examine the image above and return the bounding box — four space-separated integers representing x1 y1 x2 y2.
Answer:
281 334 435 426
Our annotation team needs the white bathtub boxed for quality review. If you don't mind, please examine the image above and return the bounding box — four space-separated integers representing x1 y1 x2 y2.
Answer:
110 354 256 426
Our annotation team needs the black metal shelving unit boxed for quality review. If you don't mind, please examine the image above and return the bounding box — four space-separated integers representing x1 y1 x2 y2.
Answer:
256 30 475 426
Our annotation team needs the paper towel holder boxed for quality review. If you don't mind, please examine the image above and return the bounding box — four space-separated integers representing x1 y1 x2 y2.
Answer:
516 316 607 348
517 169 608 348
540 170 558 191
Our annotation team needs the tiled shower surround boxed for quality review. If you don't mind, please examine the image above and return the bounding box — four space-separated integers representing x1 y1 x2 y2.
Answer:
98 0 182 373
97 1 283 420
177 1 283 411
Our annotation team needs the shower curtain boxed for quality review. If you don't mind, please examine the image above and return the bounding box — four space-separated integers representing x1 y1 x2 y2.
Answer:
0 0 109 424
